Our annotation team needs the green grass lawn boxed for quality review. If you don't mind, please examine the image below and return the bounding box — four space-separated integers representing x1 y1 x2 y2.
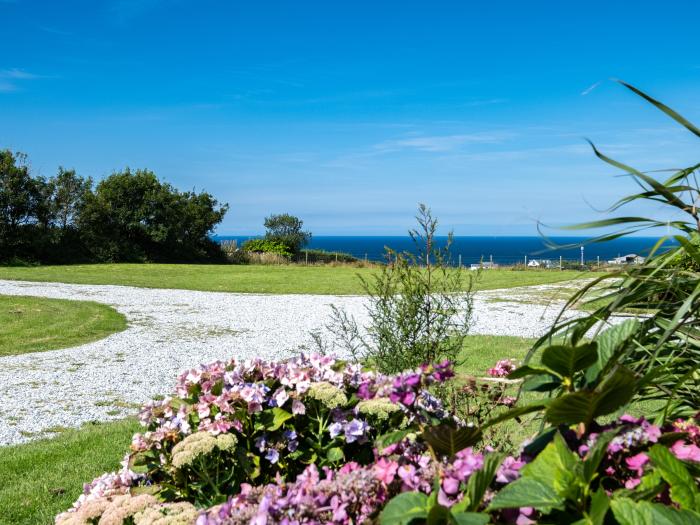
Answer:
0 419 140 525
456 334 536 376
0 263 584 295
0 295 127 357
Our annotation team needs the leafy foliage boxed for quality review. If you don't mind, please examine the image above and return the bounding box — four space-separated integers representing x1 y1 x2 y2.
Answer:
263 213 311 254
241 238 293 257
325 204 474 374
0 153 228 263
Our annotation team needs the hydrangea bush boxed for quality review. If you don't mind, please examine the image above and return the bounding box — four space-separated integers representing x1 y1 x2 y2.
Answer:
57 354 459 523
56 352 700 525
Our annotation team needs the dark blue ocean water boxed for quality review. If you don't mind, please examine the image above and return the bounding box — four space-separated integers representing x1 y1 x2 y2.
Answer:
215 236 676 265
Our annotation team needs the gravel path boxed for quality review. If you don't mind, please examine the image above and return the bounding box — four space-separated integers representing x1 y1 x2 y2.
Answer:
0 279 581 445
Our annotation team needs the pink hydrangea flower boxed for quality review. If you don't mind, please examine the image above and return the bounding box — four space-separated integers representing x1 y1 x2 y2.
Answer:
487 359 516 378
671 440 700 462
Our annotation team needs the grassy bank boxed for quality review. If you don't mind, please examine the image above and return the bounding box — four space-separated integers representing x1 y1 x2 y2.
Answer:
0 419 140 525
0 295 127 357
0 264 584 295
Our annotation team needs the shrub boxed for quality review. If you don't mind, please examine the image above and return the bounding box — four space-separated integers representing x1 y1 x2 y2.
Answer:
263 213 311 254
56 350 700 525
241 238 292 258
294 249 359 264
324 204 474 374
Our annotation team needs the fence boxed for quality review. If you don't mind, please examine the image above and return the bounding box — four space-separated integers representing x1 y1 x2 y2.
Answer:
219 238 626 269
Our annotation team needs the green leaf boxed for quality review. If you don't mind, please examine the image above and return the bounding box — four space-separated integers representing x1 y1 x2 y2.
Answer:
546 367 636 426
489 434 576 513
487 477 564 512
594 366 636 416
326 447 345 463
450 512 490 525
380 492 429 525
259 407 293 431
541 343 598 378
521 433 579 497
426 504 451 525
617 80 700 139
587 489 611 525
585 320 641 383
376 429 412 451
647 445 700 511
508 365 558 379
521 373 562 392
421 424 482 457
611 497 700 525
461 453 504 512
546 391 596 426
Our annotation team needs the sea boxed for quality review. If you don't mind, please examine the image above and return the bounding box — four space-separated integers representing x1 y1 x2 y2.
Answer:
214 235 677 265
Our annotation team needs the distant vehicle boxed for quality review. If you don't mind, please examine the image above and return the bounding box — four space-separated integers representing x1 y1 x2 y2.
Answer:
608 254 646 265
470 261 499 270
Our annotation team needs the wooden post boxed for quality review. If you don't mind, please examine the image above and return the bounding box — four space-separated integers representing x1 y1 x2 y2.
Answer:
305 251 308 266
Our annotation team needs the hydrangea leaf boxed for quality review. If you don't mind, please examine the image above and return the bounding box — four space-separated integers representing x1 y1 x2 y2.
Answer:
541 343 598 379
259 407 293 431
426 504 451 525
379 492 429 525
487 477 564 512
375 429 412 452
611 497 700 525
450 512 490 525
647 445 700 511
421 424 482 458
584 320 641 384
326 447 344 463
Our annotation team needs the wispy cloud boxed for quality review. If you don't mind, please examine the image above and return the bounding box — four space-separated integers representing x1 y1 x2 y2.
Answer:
0 68 41 80
374 132 509 153
0 68 44 92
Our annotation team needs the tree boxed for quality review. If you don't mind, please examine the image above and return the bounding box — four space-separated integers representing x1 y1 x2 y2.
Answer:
47 167 93 230
263 213 311 254
0 150 46 259
78 168 228 262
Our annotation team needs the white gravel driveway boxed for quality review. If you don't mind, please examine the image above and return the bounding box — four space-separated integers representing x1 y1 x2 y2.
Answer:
0 279 581 445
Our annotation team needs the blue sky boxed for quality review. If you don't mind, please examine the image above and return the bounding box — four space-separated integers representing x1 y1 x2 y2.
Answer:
1 1 699 235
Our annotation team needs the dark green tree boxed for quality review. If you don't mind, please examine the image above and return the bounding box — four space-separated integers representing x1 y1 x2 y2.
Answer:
78 168 228 262
263 213 311 254
0 150 46 260
46 167 93 230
